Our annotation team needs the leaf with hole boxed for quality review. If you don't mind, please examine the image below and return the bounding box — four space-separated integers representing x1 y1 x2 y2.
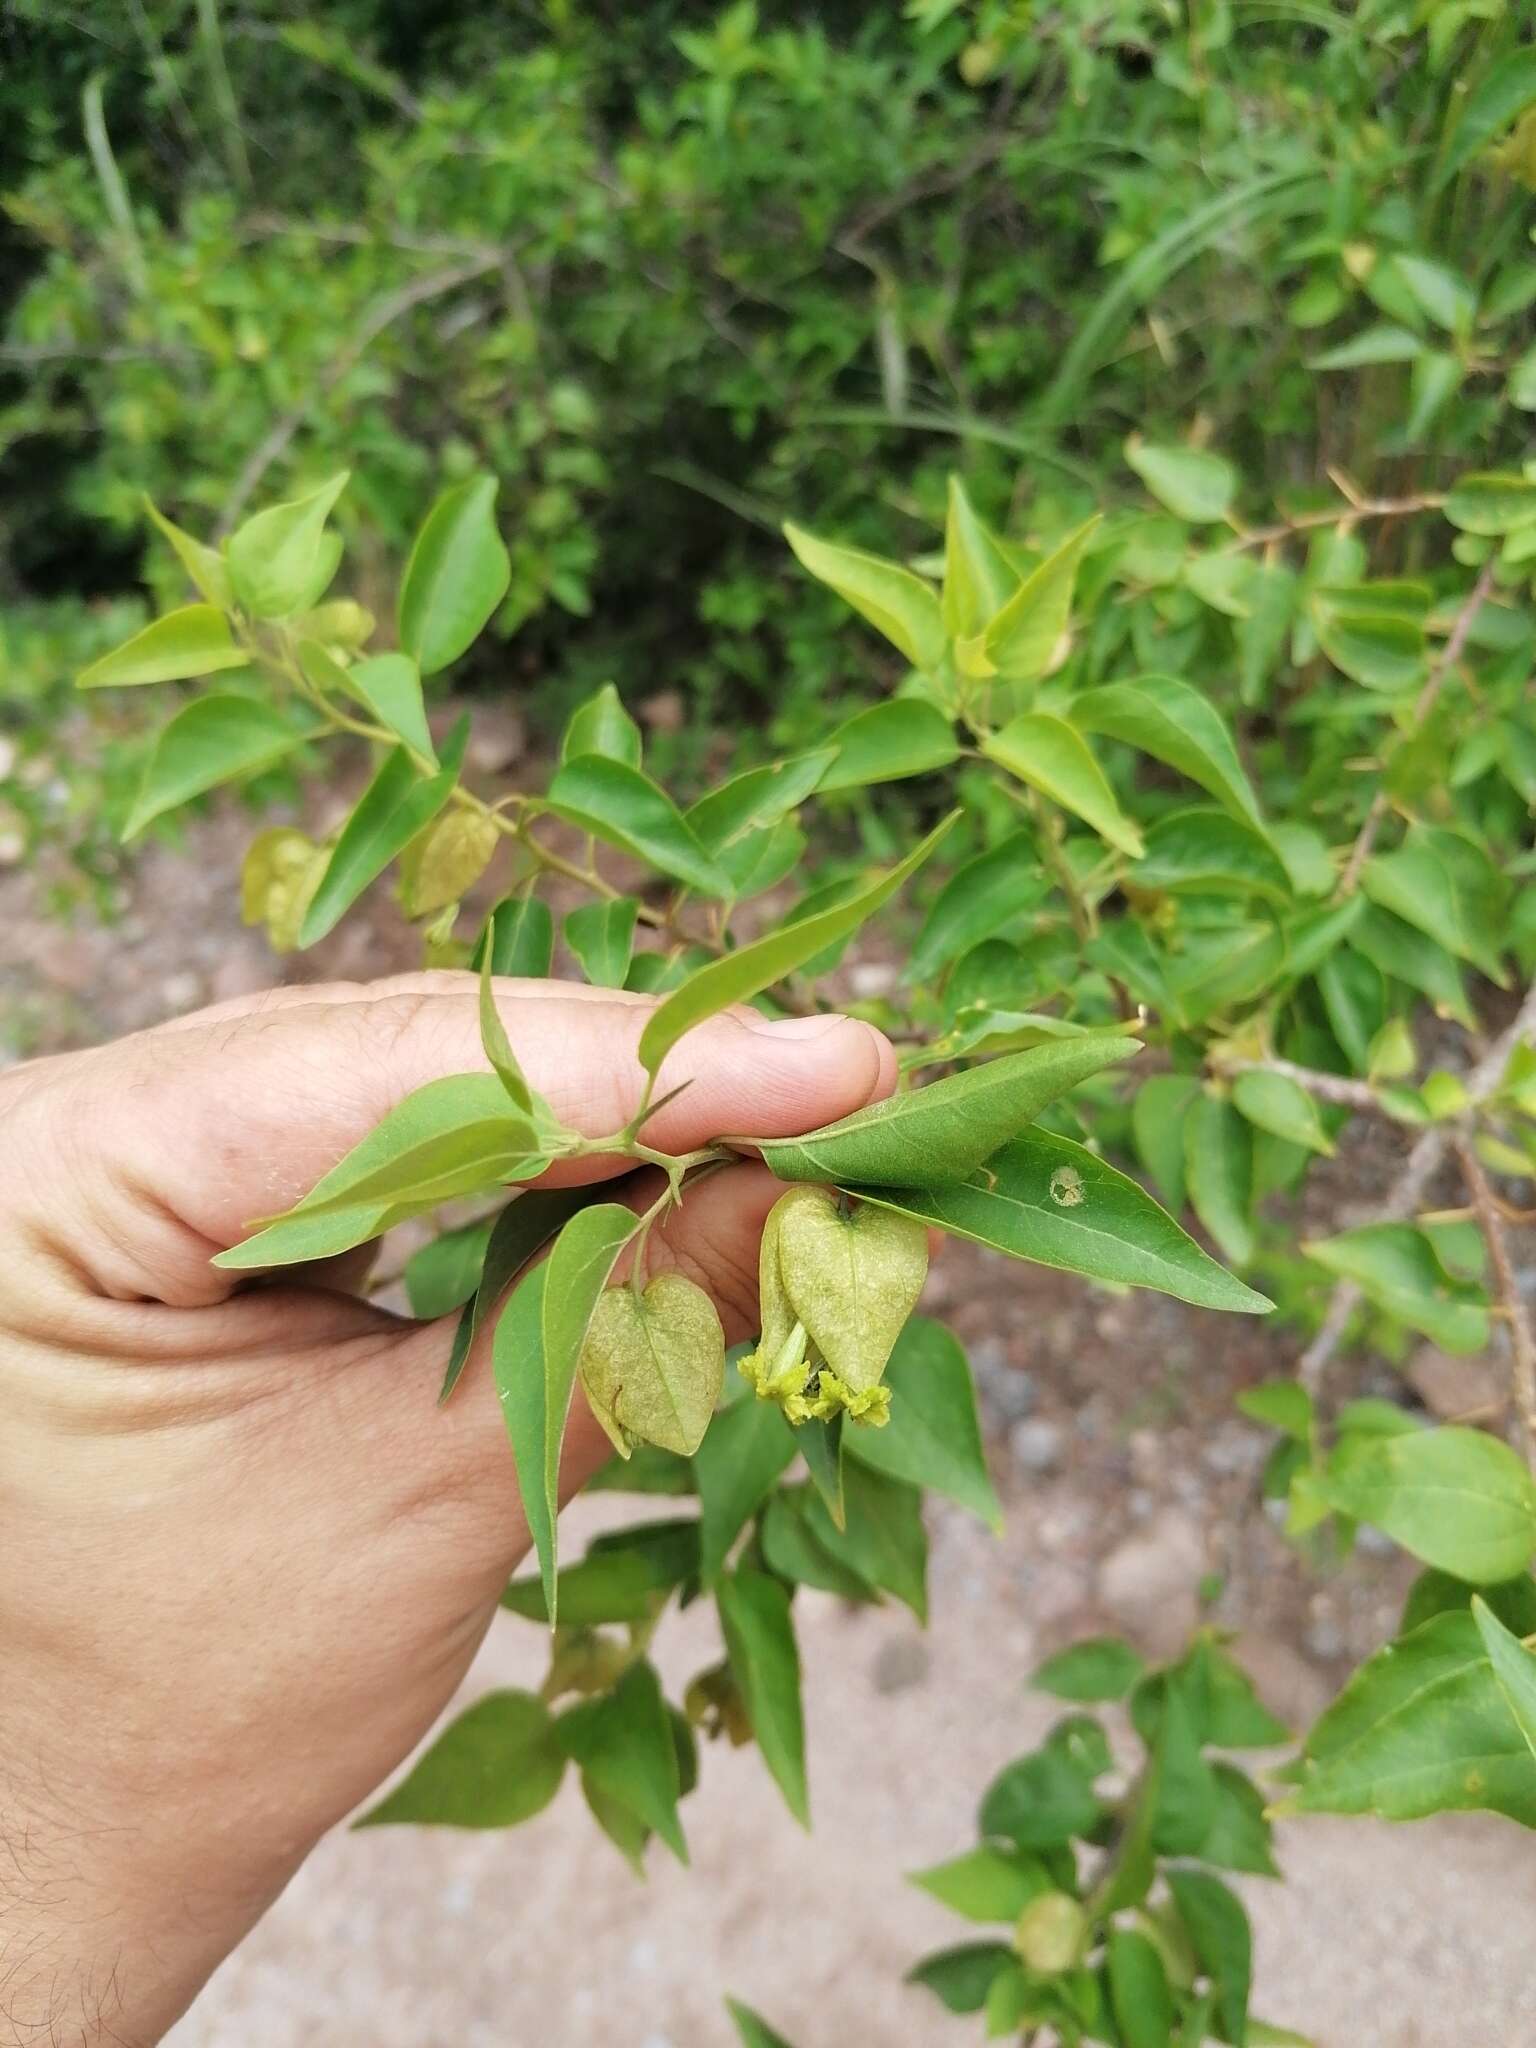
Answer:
847 1128 1272 1314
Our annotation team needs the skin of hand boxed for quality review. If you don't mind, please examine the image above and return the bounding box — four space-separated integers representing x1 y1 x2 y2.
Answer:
0 972 895 2047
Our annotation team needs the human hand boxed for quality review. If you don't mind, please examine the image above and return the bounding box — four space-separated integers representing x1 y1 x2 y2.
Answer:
0 973 894 2046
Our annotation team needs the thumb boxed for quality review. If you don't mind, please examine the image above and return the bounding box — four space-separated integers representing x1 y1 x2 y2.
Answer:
14 972 895 1307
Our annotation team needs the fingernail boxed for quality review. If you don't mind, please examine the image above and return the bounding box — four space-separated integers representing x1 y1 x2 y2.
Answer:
744 1011 852 1039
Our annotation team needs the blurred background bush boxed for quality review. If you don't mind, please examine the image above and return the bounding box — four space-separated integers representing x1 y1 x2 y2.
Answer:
2 0 1533 860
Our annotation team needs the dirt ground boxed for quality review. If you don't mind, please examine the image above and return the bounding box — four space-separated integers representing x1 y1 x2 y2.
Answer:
6 766 1535 2048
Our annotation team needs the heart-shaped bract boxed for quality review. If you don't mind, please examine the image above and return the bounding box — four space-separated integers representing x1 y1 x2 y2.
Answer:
579 1270 725 1458
744 1186 928 1424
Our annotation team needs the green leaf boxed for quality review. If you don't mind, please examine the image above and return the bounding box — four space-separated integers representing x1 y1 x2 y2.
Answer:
501 1519 700 1625
1167 1870 1251 2048
528 1205 639 1616
1134 810 1291 905
125 695 314 839
942 474 1021 637
798 1411 846 1529
299 735 465 947
759 1487 876 1600
717 1567 808 1825
1195 1763 1281 1876
278 1096 543 1218
981 1735 1103 1850
636 813 956 1074
1305 1224 1489 1355
797 1459 928 1619
1291 1610 1536 1825
227 471 349 618
1184 1095 1254 1266
143 495 235 608
556 1661 687 1862
1316 949 1386 1074
906 1943 1015 2015
909 831 1044 981
1033 1637 1145 1703
1445 472 1536 537
783 521 945 671
817 699 959 791
1440 48 1536 182
984 712 1144 857
759 1035 1141 1191
561 682 642 767
476 937 539 1117
1073 674 1263 828
1108 1927 1175 2048
843 1316 1000 1530
1126 441 1235 523
1473 1598 1536 1762
693 1394 797 1581
1231 1071 1334 1157
725 1998 797 2048
850 1129 1272 1314
1350 908 1473 1029
476 894 554 977
1394 254 1476 336
1362 827 1508 985
544 755 730 897
397 473 512 675
337 650 437 767
78 603 246 689
910 1845 1052 1924
1308 324 1424 370
565 898 639 987
404 1216 494 1320
1237 1379 1314 1442
1131 1074 1200 1210
213 1073 511 1271
1313 601 1425 691
439 1186 595 1403
355 1689 563 1829
686 751 836 853
1401 1568 1536 1636
978 517 1098 690
1321 1424 1536 1583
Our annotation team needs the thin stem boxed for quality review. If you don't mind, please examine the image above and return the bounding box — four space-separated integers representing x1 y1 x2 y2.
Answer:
1337 560 1497 897
1454 1134 1536 1463
1024 787 1095 942
1211 1054 1382 1114
1222 490 1444 555
1299 979 1536 1399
